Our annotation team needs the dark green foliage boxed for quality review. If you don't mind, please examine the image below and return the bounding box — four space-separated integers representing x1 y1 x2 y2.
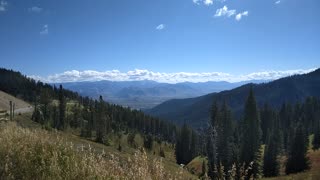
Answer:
0 68 180 149
240 88 261 179
313 123 320 151
206 124 217 179
159 147 165 158
127 132 136 148
118 144 122 152
148 68 320 128
216 102 234 174
96 96 107 144
40 89 51 125
175 123 197 165
285 125 310 174
201 160 206 178
312 107 320 151
143 134 153 150
261 104 274 144
58 85 66 130
263 130 280 177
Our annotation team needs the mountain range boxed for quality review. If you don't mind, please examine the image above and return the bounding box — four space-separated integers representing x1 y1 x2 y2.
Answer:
146 68 320 128
57 80 264 109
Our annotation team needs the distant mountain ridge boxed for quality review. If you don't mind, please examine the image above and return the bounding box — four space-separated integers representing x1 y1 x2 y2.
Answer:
57 80 263 109
146 68 320 128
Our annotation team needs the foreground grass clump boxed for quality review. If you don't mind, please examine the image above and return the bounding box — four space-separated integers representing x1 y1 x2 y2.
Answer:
0 123 182 180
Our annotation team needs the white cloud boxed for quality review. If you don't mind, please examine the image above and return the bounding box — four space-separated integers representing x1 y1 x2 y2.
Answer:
156 24 165 30
204 0 213 6
214 6 236 18
29 68 317 83
193 0 225 6
275 0 281 4
40 24 49 35
29 6 43 13
0 1 8 12
235 11 248 21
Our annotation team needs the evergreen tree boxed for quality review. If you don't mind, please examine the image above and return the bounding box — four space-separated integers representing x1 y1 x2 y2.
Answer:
58 85 66 130
211 101 220 127
285 124 310 174
261 104 274 144
143 134 153 150
263 130 280 177
175 123 192 165
201 160 206 178
190 130 197 158
312 109 320 151
96 96 107 143
206 124 217 179
313 122 320 151
40 88 51 125
52 105 58 128
86 102 94 138
216 102 234 175
240 88 262 179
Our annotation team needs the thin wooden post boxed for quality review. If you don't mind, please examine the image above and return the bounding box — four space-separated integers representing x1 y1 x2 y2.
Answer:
9 101 12 121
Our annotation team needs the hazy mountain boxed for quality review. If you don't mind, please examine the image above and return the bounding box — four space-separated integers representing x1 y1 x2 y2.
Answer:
146 68 320 128
57 80 259 109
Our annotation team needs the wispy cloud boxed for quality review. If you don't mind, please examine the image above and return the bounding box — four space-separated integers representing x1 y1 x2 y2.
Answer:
204 0 213 6
214 6 249 21
0 0 8 12
235 11 248 21
193 0 225 6
214 6 236 17
193 0 201 5
40 24 49 35
29 68 317 83
156 24 165 30
275 0 281 4
29 6 43 13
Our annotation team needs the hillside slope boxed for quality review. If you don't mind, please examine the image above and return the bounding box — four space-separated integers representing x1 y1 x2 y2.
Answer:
0 113 197 179
147 68 320 128
0 90 32 112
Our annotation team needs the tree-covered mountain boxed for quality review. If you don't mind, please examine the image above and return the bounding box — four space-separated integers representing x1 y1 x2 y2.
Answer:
0 68 179 144
146 68 320 128
58 80 256 109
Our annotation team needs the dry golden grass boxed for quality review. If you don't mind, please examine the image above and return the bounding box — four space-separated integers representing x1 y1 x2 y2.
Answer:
0 90 31 111
0 122 194 180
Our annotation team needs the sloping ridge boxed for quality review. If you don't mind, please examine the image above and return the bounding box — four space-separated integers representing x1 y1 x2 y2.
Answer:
146 68 320 128
0 90 31 112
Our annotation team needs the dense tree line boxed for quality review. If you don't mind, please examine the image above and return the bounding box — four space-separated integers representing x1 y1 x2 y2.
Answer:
201 88 320 179
0 68 179 145
175 123 198 165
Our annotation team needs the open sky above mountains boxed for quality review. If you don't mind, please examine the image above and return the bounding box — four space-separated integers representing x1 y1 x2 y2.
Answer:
0 0 319 83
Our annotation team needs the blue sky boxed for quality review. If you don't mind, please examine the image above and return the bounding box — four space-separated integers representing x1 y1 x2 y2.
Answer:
0 0 319 82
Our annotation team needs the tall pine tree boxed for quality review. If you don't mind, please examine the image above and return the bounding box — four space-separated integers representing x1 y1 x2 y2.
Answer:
58 85 66 130
285 124 310 174
240 88 262 179
206 124 217 179
263 130 280 177
96 96 107 144
216 102 234 175
313 109 320 151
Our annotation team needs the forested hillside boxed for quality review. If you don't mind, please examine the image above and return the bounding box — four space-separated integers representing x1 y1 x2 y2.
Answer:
147 68 320 128
0 68 185 146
